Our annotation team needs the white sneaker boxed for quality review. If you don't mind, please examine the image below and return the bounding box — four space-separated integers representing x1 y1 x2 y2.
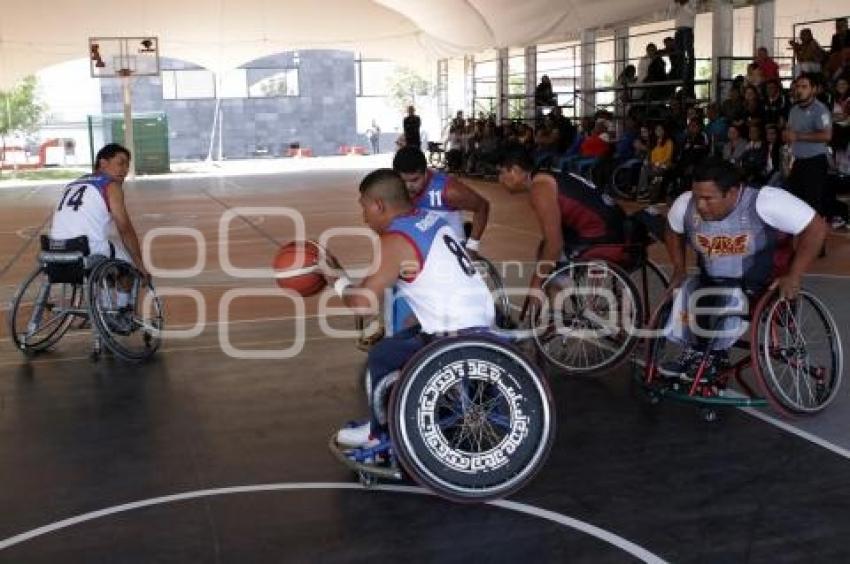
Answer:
830 216 847 230
336 422 373 448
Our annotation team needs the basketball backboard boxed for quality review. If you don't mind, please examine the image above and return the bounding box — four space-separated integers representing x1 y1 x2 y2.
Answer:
89 37 160 78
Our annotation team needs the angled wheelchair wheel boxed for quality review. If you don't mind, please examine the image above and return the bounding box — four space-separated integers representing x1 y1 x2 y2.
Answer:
388 336 554 502
610 162 639 200
8 266 81 354
628 259 669 326
533 260 643 375
88 260 164 362
752 289 843 415
474 257 513 329
643 292 681 384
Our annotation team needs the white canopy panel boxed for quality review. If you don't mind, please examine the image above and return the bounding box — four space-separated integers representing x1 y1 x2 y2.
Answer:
0 0 670 88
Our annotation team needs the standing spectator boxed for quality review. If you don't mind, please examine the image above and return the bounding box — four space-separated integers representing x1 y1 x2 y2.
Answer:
790 29 825 77
668 0 696 96
535 75 557 108
367 119 381 154
662 36 685 82
723 124 748 166
755 47 780 81
645 43 669 103
763 79 791 127
830 18 850 55
787 73 833 249
403 106 421 150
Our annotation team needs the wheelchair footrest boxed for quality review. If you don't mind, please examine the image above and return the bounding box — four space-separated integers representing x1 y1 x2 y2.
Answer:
328 434 402 481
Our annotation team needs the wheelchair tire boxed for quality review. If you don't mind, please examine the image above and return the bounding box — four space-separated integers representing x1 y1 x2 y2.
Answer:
533 260 643 376
88 259 163 362
474 257 513 329
8 266 81 354
610 162 639 200
752 289 843 415
388 336 554 502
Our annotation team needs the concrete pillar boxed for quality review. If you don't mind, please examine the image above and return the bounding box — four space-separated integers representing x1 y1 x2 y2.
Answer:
754 0 776 56
711 0 734 103
525 45 537 124
614 27 629 127
496 47 509 121
580 30 596 117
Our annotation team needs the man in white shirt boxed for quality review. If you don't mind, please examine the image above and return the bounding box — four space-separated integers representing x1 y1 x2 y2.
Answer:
659 157 826 379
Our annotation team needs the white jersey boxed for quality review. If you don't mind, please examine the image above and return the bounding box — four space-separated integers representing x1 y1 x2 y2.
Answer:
389 210 494 333
50 173 127 259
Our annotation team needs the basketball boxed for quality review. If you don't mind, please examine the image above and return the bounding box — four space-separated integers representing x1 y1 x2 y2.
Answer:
273 241 327 296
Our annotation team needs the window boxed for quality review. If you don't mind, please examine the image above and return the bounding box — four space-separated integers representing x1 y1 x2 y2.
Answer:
161 69 215 99
247 68 299 97
356 58 395 97
219 69 248 98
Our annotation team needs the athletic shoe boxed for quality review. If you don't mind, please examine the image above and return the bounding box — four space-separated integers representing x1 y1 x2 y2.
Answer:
680 350 731 383
336 421 377 448
830 216 847 230
657 348 704 379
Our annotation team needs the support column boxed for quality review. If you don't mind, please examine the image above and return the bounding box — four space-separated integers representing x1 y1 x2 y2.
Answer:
580 30 596 118
754 0 776 55
711 0 734 104
614 27 629 128
464 55 474 117
496 47 509 122
524 45 537 124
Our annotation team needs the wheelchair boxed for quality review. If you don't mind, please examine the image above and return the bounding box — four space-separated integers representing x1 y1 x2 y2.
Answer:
523 236 669 376
638 280 843 422
8 235 164 362
330 334 555 502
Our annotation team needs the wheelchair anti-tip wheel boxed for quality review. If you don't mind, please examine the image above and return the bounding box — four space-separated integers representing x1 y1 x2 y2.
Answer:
533 260 643 375
752 289 843 415
88 259 164 362
8 267 81 354
388 336 554 502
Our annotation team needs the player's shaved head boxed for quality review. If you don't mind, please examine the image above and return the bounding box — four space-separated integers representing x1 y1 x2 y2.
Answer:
359 169 412 206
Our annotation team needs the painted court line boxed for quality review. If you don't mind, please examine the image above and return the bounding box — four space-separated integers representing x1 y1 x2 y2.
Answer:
0 482 667 563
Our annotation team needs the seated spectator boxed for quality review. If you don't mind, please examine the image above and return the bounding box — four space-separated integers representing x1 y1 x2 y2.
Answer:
755 47 780 81
790 28 825 76
671 117 709 198
764 124 785 185
705 102 729 155
722 123 748 166
721 86 745 124
637 123 674 203
741 122 768 184
741 85 765 126
592 116 639 187
832 75 850 174
763 79 791 127
746 63 765 93
573 120 612 176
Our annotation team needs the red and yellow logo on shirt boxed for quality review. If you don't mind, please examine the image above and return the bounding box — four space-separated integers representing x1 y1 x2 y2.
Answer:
694 234 749 257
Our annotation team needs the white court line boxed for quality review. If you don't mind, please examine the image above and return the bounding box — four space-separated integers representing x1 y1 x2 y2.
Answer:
0 482 667 563
738 407 850 460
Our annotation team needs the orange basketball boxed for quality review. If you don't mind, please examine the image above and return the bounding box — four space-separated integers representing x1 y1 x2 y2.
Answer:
273 241 327 296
